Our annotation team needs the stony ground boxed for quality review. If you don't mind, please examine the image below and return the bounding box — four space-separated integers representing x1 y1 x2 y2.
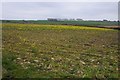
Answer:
2 23 119 78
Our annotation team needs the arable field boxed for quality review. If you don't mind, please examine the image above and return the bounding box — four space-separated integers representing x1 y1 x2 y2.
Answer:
2 20 118 27
2 23 119 78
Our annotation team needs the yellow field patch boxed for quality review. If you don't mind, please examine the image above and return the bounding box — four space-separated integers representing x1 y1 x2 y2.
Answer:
2 23 114 31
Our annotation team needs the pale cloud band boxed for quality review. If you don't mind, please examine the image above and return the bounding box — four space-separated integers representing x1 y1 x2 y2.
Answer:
1 0 120 2
2 2 118 21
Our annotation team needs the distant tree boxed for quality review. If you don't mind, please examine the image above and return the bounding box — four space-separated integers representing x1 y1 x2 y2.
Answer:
103 19 108 21
76 18 83 21
6 20 10 22
47 18 58 21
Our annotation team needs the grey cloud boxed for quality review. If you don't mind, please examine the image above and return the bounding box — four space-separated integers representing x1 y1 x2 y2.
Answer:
2 2 118 20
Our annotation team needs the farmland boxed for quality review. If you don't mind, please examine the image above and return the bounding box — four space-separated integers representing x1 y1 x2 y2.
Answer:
2 23 119 78
2 20 118 27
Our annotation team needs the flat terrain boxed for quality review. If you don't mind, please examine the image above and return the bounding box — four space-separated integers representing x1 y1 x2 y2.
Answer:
2 20 118 27
2 23 118 78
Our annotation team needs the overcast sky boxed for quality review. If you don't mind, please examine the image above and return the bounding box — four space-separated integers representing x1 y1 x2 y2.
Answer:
1 0 119 2
2 2 118 21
